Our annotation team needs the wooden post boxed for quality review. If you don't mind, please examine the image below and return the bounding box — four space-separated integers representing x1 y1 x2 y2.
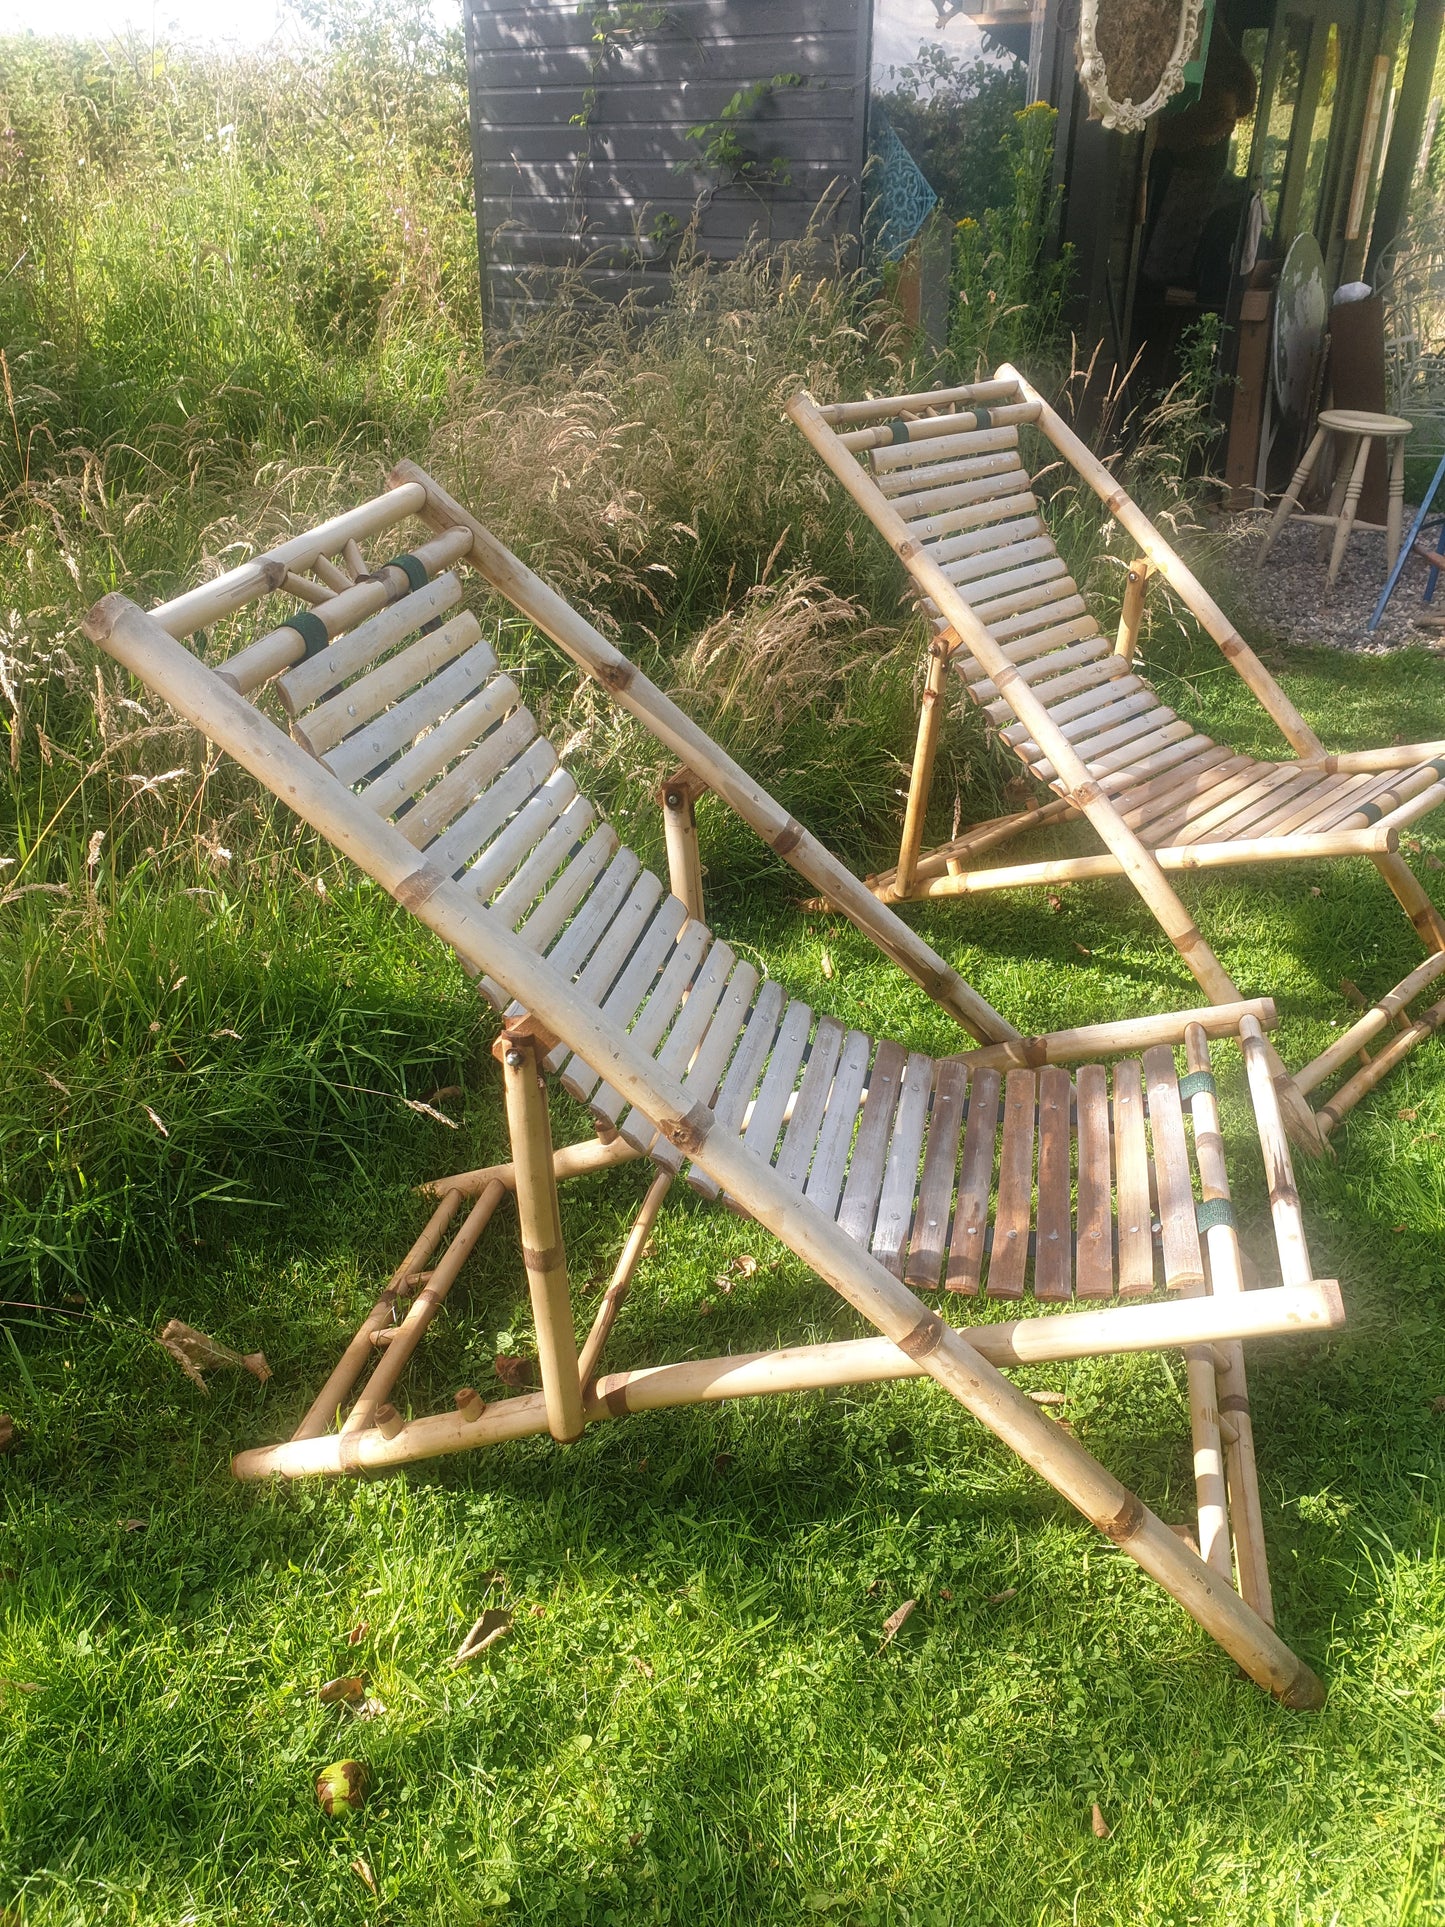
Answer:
496 1025 585 1444
656 768 707 923
894 637 953 899
1114 560 1153 663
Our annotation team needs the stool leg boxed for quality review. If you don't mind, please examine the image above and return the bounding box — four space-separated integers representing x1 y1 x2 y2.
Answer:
1327 435 1373 587
1387 435 1406 568
1257 426 1326 566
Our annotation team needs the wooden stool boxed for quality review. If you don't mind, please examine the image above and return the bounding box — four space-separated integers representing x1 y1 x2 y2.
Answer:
1257 408 1412 586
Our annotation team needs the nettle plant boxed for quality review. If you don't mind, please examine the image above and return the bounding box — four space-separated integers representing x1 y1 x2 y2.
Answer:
678 73 803 188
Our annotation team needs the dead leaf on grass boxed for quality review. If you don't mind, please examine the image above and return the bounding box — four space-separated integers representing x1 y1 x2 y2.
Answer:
1027 1389 1065 1406
451 1609 512 1666
986 1587 1019 1605
1046 892 1064 913
1338 979 1368 1010
157 1320 270 1392
119 1518 146 1532
1427 853 1444 872
632 1657 654 1679
1429 1395 1445 1414
346 1622 370 1646
878 1598 916 1648
0 1415 14 1454
820 948 834 980
318 1675 366 1706
1398 1109 1419 1121
494 1355 537 1389
352 1856 377 1895
1092 1803 1111 1839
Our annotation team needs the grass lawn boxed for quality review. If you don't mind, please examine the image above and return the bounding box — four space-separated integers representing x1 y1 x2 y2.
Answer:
5 597 1445 1924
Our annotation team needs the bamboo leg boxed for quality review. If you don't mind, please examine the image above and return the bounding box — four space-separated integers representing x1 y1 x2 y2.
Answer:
1317 986 1445 1135
418 1131 643 1198
657 768 707 923
1295 950 1445 1094
861 797 1072 898
1372 850 1445 953
1114 560 1153 663
894 639 952 899
292 1188 464 1441
1258 428 1327 566
1184 1024 1272 1615
1327 437 1372 586
1185 1332 1230 1580
497 1028 585 1443
577 1170 673 1383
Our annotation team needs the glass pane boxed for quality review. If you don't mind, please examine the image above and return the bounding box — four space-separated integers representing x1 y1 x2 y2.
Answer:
1258 14 1312 239
1296 22 1342 238
1229 27 1270 179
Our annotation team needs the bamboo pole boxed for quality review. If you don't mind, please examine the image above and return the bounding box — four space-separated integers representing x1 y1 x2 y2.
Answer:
899 828 1396 896
418 1131 643 1199
577 1169 673 1382
816 378 1023 426
894 637 953 898
786 393 1244 1008
1295 949 1445 1094
1307 743 1445 774
1240 1018 1316 1292
150 484 427 638
951 999 1275 1071
997 366 1326 761
1316 986 1445 1134
839 400 1040 453
1114 560 1154 663
1184 1024 1272 1616
862 797 1072 897
1371 850 1445 953
656 769 707 923
497 1028 584 1443
343 1181 506 1436
233 1279 1343 1479
89 591 1326 1705
291 1188 464 1441
388 462 1015 1048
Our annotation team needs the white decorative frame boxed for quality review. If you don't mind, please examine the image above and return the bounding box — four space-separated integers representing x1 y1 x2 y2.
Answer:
1077 0 1207 132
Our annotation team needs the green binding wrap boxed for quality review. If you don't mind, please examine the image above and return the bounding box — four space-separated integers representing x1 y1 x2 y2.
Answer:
280 609 331 660
385 552 431 594
1178 1070 1216 1101
1194 1197 1235 1232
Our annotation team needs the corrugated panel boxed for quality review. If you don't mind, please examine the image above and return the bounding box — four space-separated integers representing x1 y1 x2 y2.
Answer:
467 0 871 326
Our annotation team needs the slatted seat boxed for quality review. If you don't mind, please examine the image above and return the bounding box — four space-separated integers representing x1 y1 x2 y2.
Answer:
791 372 1445 1150
84 463 1347 1706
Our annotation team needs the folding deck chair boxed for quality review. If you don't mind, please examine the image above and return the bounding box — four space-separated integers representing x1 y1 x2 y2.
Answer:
84 463 1344 1704
790 368 1445 1154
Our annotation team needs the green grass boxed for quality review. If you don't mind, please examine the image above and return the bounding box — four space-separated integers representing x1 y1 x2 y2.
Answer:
5 17 1445 1918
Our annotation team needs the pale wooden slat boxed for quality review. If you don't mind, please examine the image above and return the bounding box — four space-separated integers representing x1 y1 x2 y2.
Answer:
945 556 1071 612
870 1050 935 1277
1074 1063 1114 1299
902 484 1038 546
803 1029 873 1216
986 1069 1036 1300
742 998 815 1164
359 674 520 819
323 640 497 788
1113 1060 1154 1295
1168 765 1306 846
587 912 712 1124
836 1040 908 1249
558 894 687 1101
426 737 557 879
535 847 643 989
775 1015 846 1191
938 537 1062 591
987 657 1136 727
903 1059 968 1289
945 1066 1001 1294
480 786 589 917
931 513 1045 568
505 827 623 966
1142 1045 1205 1290
395 704 536 849
619 943 741 1156
277 573 464 713
653 961 762 1175
1034 1064 1073 1302
870 424 1021 475
292 611 482 756
551 868 665 1064
474 794 597 1005
686 978 785 1195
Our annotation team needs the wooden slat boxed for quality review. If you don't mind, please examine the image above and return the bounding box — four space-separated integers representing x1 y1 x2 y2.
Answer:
588 913 712 1124
395 704 535 848
293 611 481 756
475 794 597 1006
903 1059 968 1289
623 946 746 1159
559 894 687 1100
870 424 1021 475
776 1016 846 1190
1074 1063 1114 1299
836 1041 907 1249
946 1067 1001 1294
359 674 521 818
986 1069 1035 1300
931 512 1045 567
558 868 664 1027
277 574 464 712
870 1051 934 1276
482 788 590 918
1113 1060 1154 1295
528 846 641 995
656 962 763 1174
1142 1046 1205 1290
1034 1065 1073 1302
688 980 786 1193
495 825 622 988
464 769 577 903
939 539 1063 591
1169 765 1304 846
894 472 1032 532
323 641 498 788
803 1029 873 1216
742 999 815 1164
426 737 556 879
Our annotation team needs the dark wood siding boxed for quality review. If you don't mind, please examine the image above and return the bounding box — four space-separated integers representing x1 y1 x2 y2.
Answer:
467 0 872 326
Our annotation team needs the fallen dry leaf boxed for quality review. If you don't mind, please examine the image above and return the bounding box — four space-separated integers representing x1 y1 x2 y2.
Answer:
986 1587 1018 1606
1046 892 1064 913
494 1355 538 1389
1405 836 1423 855
1426 853 1444 872
729 1254 758 1278
1073 943 1092 956
0 1415 14 1455
318 1675 366 1706
316 1758 368 1815
1309 886 1322 898
879 1598 916 1648
346 1622 370 1646
1092 1803 1111 1839
632 1657 654 1679
1429 1395 1445 1414
451 1609 512 1666
354 1697 387 1720
937 1587 952 1601
120 1518 146 1532
157 1320 270 1393
352 1857 377 1896
1339 979 1368 1010
528 1604 547 1620
1027 1389 1065 1406
820 948 834 980
0 1679 42 1694
1398 1109 1419 1121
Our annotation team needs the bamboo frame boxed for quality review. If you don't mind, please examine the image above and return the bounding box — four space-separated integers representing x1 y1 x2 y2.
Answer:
656 768 707 923
787 370 1445 1146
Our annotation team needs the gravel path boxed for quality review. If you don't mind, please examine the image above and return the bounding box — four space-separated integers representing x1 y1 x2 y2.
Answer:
1215 510 1444 652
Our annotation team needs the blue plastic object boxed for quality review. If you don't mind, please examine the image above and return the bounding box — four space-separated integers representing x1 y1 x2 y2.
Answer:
1368 450 1445 632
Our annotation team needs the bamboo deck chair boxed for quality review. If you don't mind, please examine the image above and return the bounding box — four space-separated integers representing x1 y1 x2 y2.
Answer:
790 368 1445 1154
83 463 1344 1705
